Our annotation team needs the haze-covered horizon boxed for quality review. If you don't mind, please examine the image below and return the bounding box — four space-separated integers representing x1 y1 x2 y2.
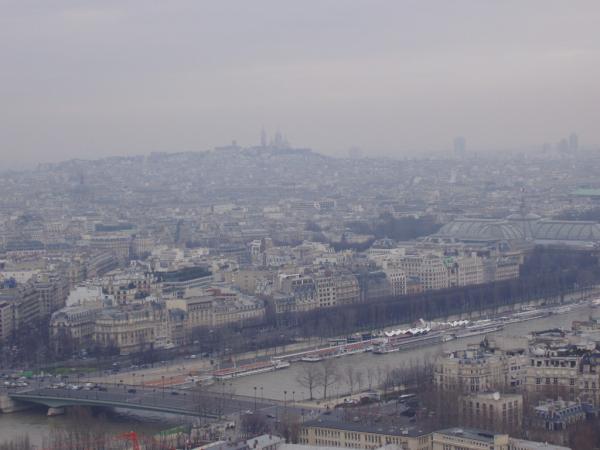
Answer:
2 1 600 166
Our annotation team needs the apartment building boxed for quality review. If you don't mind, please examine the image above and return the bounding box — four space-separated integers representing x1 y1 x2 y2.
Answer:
397 255 423 279
299 419 432 450
87 233 132 262
459 392 523 434
523 346 600 407
420 255 450 291
314 273 337 308
435 346 526 393
0 300 13 341
528 399 586 446
93 306 156 355
447 256 484 288
525 348 581 399
85 250 119 279
354 270 391 302
397 254 448 292
223 269 271 295
34 271 68 317
495 258 521 282
432 428 509 450
166 294 213 329
0 281 41 334
50 303 103 349
159 266 213 294
335 273 360 305
212 295 265 326
272 273 318 317
382 266 407 297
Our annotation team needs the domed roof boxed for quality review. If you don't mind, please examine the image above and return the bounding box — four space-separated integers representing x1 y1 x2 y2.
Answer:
533 220 600 242
434 216 600 245
436 219 524 241
506 212 541 221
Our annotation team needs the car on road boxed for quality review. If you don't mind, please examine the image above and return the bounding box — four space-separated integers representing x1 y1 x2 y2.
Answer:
170 391 179 395
127 388 137 394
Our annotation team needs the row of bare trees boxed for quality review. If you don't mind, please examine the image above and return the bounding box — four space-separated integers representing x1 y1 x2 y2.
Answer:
295 359 340 400
0 437 31 450
296 353 439 401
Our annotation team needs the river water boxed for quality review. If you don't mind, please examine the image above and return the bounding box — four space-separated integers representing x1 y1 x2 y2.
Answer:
1 304 595 447
227 304 597 401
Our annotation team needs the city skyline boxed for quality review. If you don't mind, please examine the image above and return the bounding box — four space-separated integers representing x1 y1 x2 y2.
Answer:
2 1 600 165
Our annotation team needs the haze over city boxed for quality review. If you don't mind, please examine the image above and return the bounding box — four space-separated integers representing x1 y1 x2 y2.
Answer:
4 2 600 450
2 1 600 166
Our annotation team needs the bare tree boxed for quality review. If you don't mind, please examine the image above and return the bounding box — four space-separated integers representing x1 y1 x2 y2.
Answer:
296 363 323 400
376 366 384 388
569 421 598 450
280 412 302 443
0 436 30 450
344 364 356 395
319 359 340 400
241 413 270 438
367 367 375 390
355 370 364 393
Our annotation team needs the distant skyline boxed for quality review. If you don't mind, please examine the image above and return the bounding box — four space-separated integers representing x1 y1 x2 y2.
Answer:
2 1 600 165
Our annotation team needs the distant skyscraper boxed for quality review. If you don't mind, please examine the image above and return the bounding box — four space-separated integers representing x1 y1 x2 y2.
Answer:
557 138 569 154
569 132 579 152
260 128 267 148
453 136 466 156
347 147 363 159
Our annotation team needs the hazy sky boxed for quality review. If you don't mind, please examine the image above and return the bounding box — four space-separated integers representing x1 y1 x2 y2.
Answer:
2 1 599 165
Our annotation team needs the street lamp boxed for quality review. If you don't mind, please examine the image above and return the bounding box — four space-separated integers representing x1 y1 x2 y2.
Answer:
253 386 257 411
162 376 165 398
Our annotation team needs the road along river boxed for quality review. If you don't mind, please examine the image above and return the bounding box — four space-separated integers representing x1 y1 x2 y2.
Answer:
0 302 596 446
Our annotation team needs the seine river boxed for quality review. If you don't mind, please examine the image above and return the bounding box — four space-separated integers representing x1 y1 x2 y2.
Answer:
0 304 595 447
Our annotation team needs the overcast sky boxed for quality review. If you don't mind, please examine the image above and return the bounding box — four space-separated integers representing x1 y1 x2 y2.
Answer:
1 1 599 165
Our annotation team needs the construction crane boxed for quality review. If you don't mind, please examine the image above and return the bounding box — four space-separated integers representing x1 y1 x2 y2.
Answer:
116 431 141 450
